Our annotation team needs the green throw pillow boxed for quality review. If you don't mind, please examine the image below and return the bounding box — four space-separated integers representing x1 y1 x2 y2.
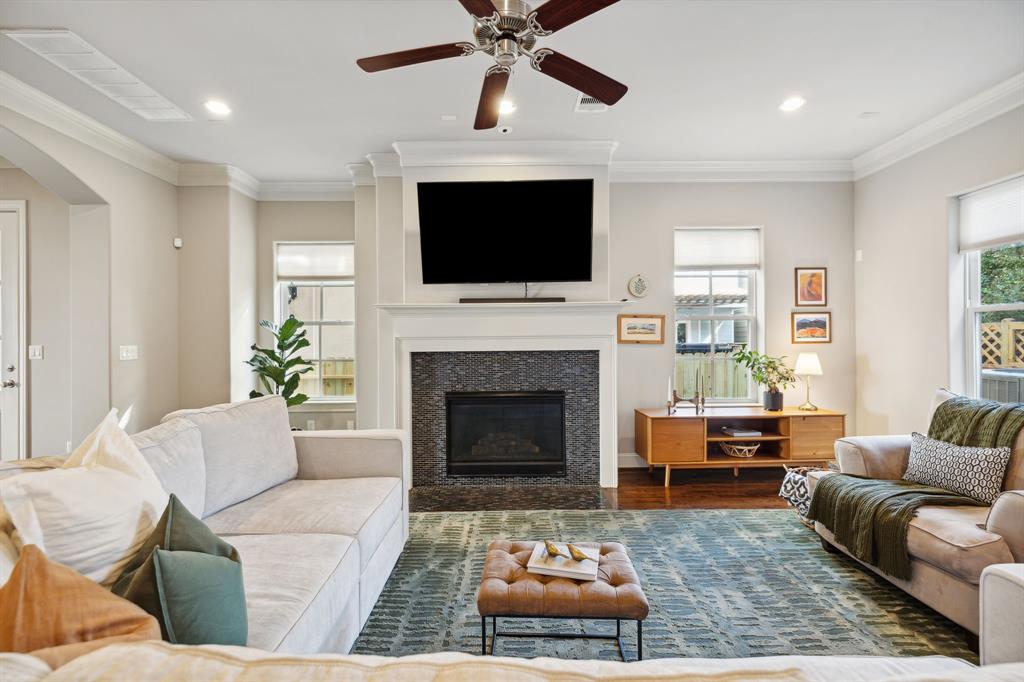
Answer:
112 494 247 645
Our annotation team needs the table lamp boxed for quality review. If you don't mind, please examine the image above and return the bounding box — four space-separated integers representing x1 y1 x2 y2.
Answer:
794 352 823 411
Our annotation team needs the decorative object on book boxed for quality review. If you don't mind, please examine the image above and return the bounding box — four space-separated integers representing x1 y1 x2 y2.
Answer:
721 442 760 458
792 312 832 344
567 543 596 562
528 541 599 581
733 348 796 412
627 274 650 298
356 0 628 131
903 432 1011 504
618 313 665 344
245 316 314 407
794 352 823 411
794 267 827 306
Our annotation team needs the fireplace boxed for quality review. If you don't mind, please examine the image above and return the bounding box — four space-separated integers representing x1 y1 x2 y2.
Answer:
446 391 566 476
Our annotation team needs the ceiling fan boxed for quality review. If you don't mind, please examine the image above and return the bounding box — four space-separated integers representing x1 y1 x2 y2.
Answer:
356 0 627 130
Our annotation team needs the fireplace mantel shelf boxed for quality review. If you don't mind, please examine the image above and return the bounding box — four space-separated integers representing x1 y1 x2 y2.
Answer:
378 301 631 316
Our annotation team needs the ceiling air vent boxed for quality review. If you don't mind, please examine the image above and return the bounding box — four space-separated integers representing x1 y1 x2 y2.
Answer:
1 29 192 122
574 92 608 113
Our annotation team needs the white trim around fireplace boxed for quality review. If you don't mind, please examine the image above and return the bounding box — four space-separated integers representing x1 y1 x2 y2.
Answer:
377 302 628 488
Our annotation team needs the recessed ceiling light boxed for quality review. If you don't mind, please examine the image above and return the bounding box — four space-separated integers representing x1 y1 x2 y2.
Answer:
779 96 806 112
204 99 232 117
499 99 516 114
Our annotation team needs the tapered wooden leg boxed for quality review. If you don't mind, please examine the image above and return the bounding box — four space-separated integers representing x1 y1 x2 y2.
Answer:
648 465 653 474
733 467 739 477
664 465 671 487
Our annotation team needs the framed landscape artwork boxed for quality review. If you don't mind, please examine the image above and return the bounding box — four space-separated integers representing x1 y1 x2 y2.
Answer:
792 312 832 343
794 267 827 306
618 314 665 344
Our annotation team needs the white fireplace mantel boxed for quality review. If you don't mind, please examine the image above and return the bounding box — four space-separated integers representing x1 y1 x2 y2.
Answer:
376 301 630 488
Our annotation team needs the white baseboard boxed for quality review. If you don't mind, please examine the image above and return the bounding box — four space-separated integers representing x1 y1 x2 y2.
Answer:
617 452 648 469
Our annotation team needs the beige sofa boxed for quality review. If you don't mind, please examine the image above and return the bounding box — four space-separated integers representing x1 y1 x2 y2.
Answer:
808 390 1024 635
3 396 409 655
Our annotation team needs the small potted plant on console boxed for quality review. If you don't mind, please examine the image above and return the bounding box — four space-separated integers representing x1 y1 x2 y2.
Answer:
733 348 797 411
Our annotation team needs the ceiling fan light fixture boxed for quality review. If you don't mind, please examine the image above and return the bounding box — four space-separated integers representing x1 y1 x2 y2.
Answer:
499 99 517 114
779 95 806 112
204 99 232 117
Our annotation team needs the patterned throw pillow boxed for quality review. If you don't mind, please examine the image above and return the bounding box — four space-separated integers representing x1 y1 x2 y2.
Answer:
903 432 1011 504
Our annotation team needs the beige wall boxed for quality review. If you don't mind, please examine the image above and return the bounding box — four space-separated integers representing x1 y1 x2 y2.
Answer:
0 168 72 455
353 184 378 429
853 107 1024 436
229 189 258 402
177 186 230 409
256 201 355 428
0 108 179 434
610 182 857 456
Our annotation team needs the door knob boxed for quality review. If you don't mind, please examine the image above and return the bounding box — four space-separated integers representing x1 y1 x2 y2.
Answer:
2 379 17 388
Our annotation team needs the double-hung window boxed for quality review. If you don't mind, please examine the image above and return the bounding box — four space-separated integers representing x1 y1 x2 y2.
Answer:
674 228 762 403
960 177 1024 403
275 242 356 401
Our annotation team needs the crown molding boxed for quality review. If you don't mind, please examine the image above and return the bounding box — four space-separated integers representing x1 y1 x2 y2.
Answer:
367 152 402 177
610 160 853 183
347 162 376 186
853 73 1024 180
259 181 354 201
0 70 180 185
392 140 618 168
178 163 260 199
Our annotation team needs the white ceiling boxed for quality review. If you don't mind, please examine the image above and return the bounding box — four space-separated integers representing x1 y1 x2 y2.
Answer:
1 0 1022 182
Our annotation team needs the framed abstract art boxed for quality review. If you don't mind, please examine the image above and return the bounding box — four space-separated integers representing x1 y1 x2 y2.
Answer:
794 267 827 306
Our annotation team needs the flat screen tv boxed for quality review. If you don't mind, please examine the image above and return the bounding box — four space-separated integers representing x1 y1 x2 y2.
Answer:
417 179 593 284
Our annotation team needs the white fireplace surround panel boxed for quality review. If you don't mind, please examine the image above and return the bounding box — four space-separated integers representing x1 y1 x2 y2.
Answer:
377 302 628 488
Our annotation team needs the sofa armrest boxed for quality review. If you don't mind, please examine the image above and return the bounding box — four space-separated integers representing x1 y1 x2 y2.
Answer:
293 430 409 484
980 564 1024 665
834 435 912 479
986 491 1024 562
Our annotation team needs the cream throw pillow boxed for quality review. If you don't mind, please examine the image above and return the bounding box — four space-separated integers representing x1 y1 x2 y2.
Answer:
0 409 168 586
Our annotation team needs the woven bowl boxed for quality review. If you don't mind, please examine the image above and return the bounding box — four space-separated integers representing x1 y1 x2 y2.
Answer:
721 442 760 458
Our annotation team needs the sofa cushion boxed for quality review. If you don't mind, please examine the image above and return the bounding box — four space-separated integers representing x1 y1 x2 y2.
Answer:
132 419 205 518
163 396 297 517
225 533 358 652
906 506 1014 584
204 478 401 572
904 432 1011 504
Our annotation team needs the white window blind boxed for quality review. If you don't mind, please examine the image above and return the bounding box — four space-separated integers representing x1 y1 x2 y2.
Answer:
959 176 1024 252
675 228 760 269
276 243 354 280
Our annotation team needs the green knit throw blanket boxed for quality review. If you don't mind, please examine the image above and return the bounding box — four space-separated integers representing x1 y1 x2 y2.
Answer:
928 395 1024 448
806 476 984 580
808 395 1024 580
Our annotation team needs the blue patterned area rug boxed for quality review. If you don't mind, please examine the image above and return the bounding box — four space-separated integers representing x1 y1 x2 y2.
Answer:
352 509 975 662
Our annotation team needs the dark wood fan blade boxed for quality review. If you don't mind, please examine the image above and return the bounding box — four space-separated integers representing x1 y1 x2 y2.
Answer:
458 0 496 19
357 43 472 73
533 50 627 105
532 0 619 34
474 67 510 129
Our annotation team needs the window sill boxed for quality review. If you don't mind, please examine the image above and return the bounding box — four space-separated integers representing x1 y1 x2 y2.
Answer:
289 399 357 411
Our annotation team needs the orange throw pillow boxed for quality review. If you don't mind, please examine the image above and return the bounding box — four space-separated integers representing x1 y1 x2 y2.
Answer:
0 545 161 668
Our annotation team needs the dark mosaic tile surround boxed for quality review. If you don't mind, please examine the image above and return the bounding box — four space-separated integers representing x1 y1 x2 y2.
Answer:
411 350 600 487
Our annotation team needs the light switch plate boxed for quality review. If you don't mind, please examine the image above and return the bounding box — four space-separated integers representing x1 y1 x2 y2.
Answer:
28 345 43 360
306 419 316 431
119 345 139 361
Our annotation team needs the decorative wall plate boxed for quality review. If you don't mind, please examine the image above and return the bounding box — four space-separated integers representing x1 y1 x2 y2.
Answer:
627 274 649 298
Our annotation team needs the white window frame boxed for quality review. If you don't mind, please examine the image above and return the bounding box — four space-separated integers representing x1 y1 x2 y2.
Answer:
674 228 764 405
964 245 1024 399
273 241 356 404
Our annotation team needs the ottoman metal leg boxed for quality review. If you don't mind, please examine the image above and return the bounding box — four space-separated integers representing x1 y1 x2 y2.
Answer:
481 616 486 656
637 619 643 661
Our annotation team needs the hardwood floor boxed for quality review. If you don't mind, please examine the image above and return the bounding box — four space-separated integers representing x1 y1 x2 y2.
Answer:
409 467 790 512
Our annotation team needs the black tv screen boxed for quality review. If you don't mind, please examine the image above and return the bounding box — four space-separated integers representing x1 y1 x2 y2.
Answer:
417 179 593 284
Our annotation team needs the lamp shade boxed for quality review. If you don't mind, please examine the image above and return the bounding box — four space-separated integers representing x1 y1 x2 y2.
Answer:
794 352 823 376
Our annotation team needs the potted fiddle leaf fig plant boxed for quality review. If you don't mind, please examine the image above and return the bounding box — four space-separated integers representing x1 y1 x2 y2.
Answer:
246 316 314 407
733 347 797 411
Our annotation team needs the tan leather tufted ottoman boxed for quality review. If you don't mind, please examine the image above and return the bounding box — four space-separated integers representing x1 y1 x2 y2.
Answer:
476 540 649 660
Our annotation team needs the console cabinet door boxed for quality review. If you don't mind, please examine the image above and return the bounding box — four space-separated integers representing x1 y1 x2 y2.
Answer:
789 416 844 459
650 419 705 463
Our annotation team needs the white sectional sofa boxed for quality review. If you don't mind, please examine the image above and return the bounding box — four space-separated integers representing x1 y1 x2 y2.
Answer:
134 395 409 654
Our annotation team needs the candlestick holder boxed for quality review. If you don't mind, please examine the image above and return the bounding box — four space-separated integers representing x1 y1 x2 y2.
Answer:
669 388 704 415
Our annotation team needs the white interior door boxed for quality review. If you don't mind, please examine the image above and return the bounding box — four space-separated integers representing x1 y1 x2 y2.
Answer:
0 202 26 461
